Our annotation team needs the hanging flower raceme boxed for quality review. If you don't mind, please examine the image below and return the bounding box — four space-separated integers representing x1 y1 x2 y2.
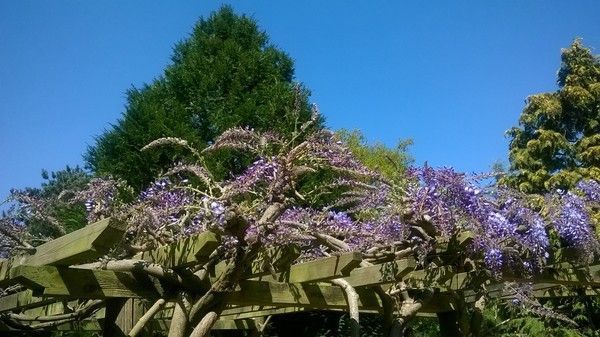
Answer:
72 177 130 223
224 157 282 197
552 190 599 255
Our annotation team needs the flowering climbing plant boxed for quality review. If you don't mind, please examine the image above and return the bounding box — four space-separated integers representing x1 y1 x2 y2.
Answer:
1 111 599 336
3 112 599 273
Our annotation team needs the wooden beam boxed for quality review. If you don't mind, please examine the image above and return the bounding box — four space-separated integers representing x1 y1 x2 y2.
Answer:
221 306 308 320
213 245 301 278
0 290 57 313
9 265 164 299
344 259 416 287
229 280 382 311
0 217 127 284
133 231 219 269
213 318 261 330
506 264 600 286
252 252 362 283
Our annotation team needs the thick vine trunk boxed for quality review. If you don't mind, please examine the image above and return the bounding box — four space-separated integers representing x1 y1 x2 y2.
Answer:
331 278 360 337
128 298 166 337
168 294 191 337
190 311 219 337
374 287 396 335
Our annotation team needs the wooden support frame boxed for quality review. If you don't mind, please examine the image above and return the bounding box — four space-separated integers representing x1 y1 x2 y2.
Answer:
9 265 164 299
0 217 127 285
1 224 600 334
252 252 362 283
133 231 219 269
0 290 57 313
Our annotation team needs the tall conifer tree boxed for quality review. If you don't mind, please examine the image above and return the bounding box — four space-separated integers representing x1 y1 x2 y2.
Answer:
503 40 600 193
86 6 318 190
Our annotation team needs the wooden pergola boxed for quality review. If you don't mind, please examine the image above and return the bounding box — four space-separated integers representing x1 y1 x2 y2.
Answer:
0 217 598 336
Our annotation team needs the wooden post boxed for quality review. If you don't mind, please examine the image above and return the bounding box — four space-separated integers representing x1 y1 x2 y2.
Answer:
104 299 134 337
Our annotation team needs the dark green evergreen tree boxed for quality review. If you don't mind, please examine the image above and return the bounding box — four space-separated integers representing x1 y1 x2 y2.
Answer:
85 6 318 190
503 39 600 193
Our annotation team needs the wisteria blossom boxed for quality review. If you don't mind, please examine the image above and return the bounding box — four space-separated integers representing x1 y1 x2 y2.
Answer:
2 114 599 336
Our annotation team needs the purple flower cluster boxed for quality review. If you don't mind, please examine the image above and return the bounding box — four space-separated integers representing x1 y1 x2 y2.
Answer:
138 178 194 227
552 191 597 250
226 157 281 194
185 198 227 235
63 124 600 278
577 179 600 202
308 131 375 176
407 167 556 272
408 167 487 236
0 217 28 257
73 177 125 223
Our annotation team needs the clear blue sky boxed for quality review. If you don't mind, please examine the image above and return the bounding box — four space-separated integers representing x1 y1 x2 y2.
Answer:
1 1 599 201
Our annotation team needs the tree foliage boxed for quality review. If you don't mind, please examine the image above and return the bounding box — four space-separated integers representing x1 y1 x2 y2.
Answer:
6 166 91 238
337 129 413 183
503 39 600 193
85 5 318 191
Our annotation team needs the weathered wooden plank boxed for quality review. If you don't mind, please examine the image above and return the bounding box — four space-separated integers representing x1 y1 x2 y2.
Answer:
344 259 416 287
252 252 362 283
133 231 219 269
104 299 130 337
507 264 600 286
448 264 600 295
213 318 261 330
229 280 382 311
213 245 301 278
0 217 127 284
10 265 163 299
221 306 308 320
0 290 57 313
403 267 485 291
56 319 102 331
462 282 600 303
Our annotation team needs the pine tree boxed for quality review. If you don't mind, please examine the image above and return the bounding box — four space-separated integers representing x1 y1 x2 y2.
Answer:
85 6 318 190
503 39 600 193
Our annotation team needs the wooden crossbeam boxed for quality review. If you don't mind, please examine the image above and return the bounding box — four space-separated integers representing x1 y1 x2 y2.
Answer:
507 264 600 286
463 282 600 303
133 231 219 269
213 318 261 330
252 252 362 283
9 265 164 299
344 259 416 287
221 306 308 320
229 280 382 310
0 290 57 313
0 217 127 285
213 245 301 278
